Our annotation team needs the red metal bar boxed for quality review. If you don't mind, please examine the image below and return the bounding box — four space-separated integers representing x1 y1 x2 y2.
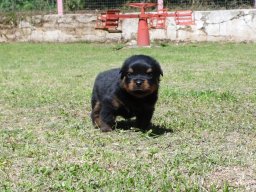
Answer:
175 10 194 25
128 3 157 9
118 14 139 19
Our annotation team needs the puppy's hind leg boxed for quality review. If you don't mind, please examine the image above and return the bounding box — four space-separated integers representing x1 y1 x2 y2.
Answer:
91 101 101 127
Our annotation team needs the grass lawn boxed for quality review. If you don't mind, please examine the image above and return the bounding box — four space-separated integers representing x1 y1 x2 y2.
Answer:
0 42 255 191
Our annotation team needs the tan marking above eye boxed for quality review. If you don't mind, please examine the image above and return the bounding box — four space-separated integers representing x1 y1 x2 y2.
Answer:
128 68 134 73
146 68 153 73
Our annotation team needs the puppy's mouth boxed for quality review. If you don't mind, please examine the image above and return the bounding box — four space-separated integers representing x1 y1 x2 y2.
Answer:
133 85 143 89
133 89 145 94
130 89 151 97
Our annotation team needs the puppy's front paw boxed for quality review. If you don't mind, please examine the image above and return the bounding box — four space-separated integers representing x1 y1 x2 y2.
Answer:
136 120 151 131
100 124 113 132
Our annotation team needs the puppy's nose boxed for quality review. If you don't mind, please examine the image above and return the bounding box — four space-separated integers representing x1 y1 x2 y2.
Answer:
135 79 143 87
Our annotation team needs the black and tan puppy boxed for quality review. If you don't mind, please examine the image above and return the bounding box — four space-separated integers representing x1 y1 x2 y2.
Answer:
91 55 163 132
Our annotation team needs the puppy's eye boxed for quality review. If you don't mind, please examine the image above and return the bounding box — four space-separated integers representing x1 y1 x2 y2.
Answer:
127 72 132 77
147 72 153 78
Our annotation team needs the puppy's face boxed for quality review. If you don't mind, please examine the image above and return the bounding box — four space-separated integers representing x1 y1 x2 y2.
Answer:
120 55 163 98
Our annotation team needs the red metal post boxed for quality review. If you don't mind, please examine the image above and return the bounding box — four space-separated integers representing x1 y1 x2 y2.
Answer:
137 18 150 46
128 3 157 46
57 0 63 16
158 0 163 12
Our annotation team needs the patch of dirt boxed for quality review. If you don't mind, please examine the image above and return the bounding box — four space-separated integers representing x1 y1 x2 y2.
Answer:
206 166 256 191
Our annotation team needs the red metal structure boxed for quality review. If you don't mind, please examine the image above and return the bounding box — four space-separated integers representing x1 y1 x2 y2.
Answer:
95 3 194 46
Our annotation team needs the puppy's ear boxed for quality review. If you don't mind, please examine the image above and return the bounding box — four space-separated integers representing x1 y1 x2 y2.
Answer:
120 58 130 79
119 69 125 79
161 70 163 76
155 61 163 76
159 67 163 76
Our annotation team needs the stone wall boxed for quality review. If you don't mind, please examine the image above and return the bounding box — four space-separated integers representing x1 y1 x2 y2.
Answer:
123 9 256 42
0 9 256 43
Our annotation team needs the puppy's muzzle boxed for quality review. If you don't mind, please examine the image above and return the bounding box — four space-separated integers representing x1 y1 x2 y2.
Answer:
135 79 143 87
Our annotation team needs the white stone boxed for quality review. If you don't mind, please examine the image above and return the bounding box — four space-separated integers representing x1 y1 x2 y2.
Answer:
18 21 31 28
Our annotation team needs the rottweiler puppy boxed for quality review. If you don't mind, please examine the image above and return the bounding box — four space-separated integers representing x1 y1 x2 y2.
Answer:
91 55 163 132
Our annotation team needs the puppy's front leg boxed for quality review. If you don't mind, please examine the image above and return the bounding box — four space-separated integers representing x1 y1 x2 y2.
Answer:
100 105 116 132
136 109 154 130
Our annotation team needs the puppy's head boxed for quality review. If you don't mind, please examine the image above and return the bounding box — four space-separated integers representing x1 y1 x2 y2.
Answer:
120 55 163 98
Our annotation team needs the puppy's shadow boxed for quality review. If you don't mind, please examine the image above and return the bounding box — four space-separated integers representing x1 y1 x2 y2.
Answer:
115 119 173 137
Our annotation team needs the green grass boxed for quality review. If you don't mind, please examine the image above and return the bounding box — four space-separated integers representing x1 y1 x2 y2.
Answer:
0 42 255 191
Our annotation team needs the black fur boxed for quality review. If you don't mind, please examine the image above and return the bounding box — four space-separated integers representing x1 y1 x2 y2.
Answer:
91 55 163 132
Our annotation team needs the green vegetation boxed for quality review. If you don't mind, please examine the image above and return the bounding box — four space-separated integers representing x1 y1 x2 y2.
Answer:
0 0 84 12
0 42 255 191
0 0 55 12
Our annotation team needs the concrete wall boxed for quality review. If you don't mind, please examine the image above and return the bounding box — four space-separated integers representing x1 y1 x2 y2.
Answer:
0 9 256 43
